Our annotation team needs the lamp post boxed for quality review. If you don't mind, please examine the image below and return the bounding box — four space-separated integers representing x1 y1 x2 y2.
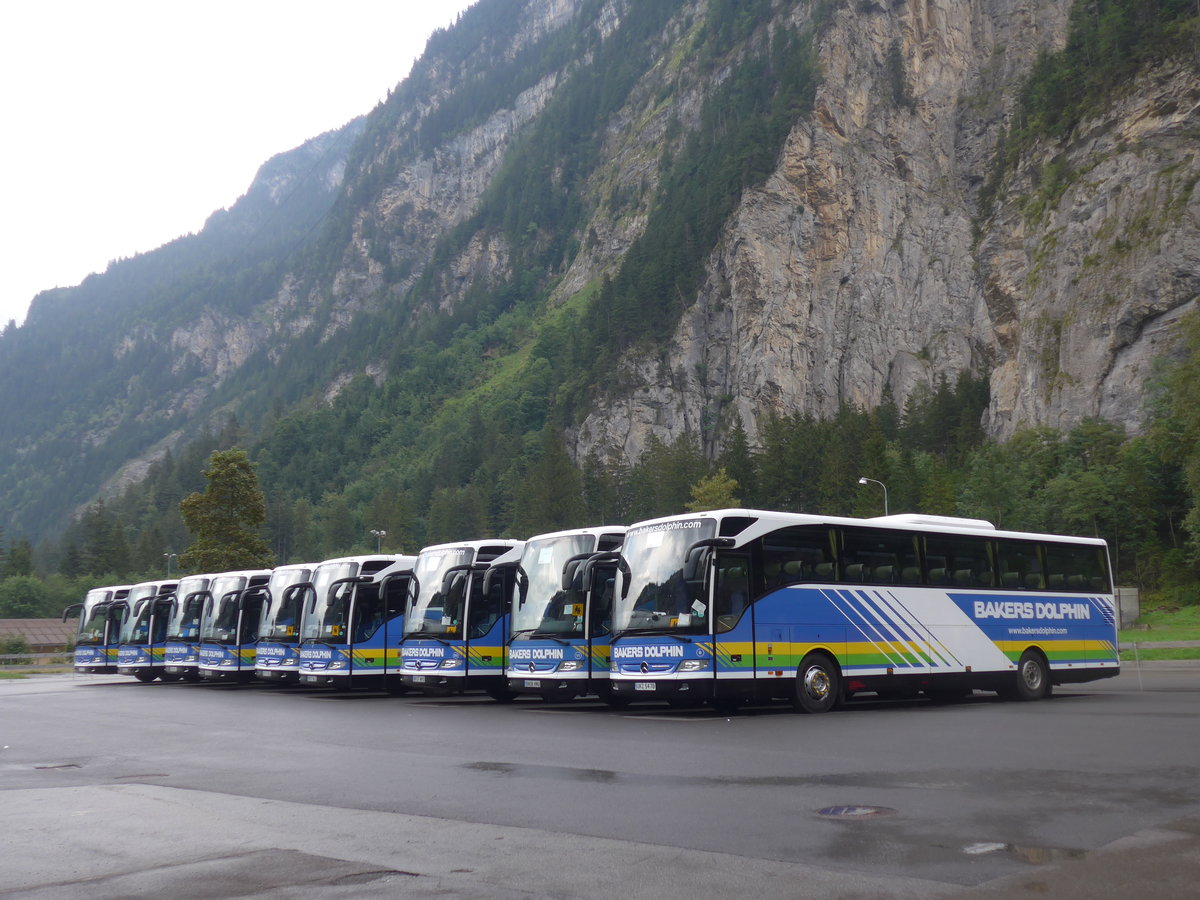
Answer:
163 552 177 577
369 529 386 553
857 477 889 516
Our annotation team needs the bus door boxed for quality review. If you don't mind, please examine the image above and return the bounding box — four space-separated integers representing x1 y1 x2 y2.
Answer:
238 587 267 674
464 564 510 691
347 578 385 680
711 551 754 699
378 572 412 685
150 594 173 668
583 559 618 690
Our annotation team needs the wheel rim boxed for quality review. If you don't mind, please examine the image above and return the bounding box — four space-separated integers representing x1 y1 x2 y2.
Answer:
1020 657 1043 692
804 665 831 702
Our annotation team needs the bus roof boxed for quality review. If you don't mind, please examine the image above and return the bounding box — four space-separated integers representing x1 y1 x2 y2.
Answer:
625 508 1108 547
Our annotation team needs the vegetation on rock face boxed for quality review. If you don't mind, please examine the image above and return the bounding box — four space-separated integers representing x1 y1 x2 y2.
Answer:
979 0 1200 219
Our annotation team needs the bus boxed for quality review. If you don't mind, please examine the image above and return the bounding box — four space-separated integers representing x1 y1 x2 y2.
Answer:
161 573 213 681
62 584 131 674
504 526 627 702
399 539 524 699
297 555 416 691
197 570 272 682
115 579 180 682
255 562 317 684
606 509 1118 712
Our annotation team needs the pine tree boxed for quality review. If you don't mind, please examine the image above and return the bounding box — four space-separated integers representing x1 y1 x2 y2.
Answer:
178 449 274 572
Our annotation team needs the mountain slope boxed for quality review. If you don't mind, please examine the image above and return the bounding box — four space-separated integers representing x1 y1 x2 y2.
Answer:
0 0 1196 547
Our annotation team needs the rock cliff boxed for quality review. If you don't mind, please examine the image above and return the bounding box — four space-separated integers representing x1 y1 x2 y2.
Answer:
571 0 1198 460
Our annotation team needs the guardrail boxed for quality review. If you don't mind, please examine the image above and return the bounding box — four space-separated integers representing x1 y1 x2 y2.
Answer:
0 652 73 670
1118 641 1200 650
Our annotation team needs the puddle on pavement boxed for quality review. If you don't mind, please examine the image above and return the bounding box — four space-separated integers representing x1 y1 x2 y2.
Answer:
964 841 1088 864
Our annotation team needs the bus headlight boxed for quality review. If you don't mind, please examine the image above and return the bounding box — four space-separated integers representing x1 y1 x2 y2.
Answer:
439 659 458 669
329 660 348 670
557 660 584 672
678 659 710 672
221 659 234 667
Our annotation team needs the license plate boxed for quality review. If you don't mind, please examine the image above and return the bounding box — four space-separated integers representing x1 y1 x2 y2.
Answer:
525 680 541 688
410 675 426 683
634 682 656 691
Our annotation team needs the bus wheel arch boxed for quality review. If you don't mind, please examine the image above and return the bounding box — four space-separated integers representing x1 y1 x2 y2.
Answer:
793 651 842 714
1013 647 1052 701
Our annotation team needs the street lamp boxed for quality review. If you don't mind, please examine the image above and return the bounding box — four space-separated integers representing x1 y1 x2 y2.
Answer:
369 529 386 552
163 552 177 577
857 477 889 516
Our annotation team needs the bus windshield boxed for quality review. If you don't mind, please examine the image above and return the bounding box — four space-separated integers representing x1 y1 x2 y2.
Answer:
300 563 357 643
404 547 475 637
199 576 249 643
167 576 210 640
260 568 313 641
613 518 717 636
511 534 595 638
76 589 113 645
119 585 163 643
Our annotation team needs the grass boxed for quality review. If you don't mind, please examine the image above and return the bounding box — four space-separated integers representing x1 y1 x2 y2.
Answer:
1119 603 1200 660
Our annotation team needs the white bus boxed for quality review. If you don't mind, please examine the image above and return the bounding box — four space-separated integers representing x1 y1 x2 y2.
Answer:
502 525 627 702
606 509 1118 712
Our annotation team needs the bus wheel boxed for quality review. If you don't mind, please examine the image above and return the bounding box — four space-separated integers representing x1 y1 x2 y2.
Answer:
1014 649 1051 701
134 672 157 683
487 687 517 703
793 653 840 714
604 694 631 709
159 673 182 683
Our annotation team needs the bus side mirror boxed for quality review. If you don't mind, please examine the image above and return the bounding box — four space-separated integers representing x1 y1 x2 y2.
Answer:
562 559 581 591
683 537 735 580
682 546 708 582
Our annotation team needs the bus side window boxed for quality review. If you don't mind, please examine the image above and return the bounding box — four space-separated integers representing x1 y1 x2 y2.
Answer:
840 527 921 587
590 575 615 637
926 534 995 589
715 557 751 633
996 540 1043 590
760 526 835 588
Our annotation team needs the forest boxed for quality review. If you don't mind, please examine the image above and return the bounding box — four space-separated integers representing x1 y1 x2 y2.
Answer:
6 303 1200 622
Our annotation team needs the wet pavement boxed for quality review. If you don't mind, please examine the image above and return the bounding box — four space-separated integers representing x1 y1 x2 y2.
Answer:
2 665 1198 898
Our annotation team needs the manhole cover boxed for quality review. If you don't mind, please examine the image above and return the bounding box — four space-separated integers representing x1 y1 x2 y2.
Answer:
816 805 896 819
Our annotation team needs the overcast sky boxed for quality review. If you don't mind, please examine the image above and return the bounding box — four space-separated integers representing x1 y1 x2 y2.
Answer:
0 0 476 327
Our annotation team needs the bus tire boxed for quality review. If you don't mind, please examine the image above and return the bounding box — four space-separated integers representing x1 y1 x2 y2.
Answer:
134 671 157 683
793 652 840 714
1014 649 1051 701
487 687 517 703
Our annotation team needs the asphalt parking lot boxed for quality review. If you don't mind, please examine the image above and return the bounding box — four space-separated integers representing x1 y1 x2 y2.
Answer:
2 664 1198 898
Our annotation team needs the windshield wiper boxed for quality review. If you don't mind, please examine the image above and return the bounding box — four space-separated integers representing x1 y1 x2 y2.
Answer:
404 632 450 646
532 634 571 645
611 628 695 643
